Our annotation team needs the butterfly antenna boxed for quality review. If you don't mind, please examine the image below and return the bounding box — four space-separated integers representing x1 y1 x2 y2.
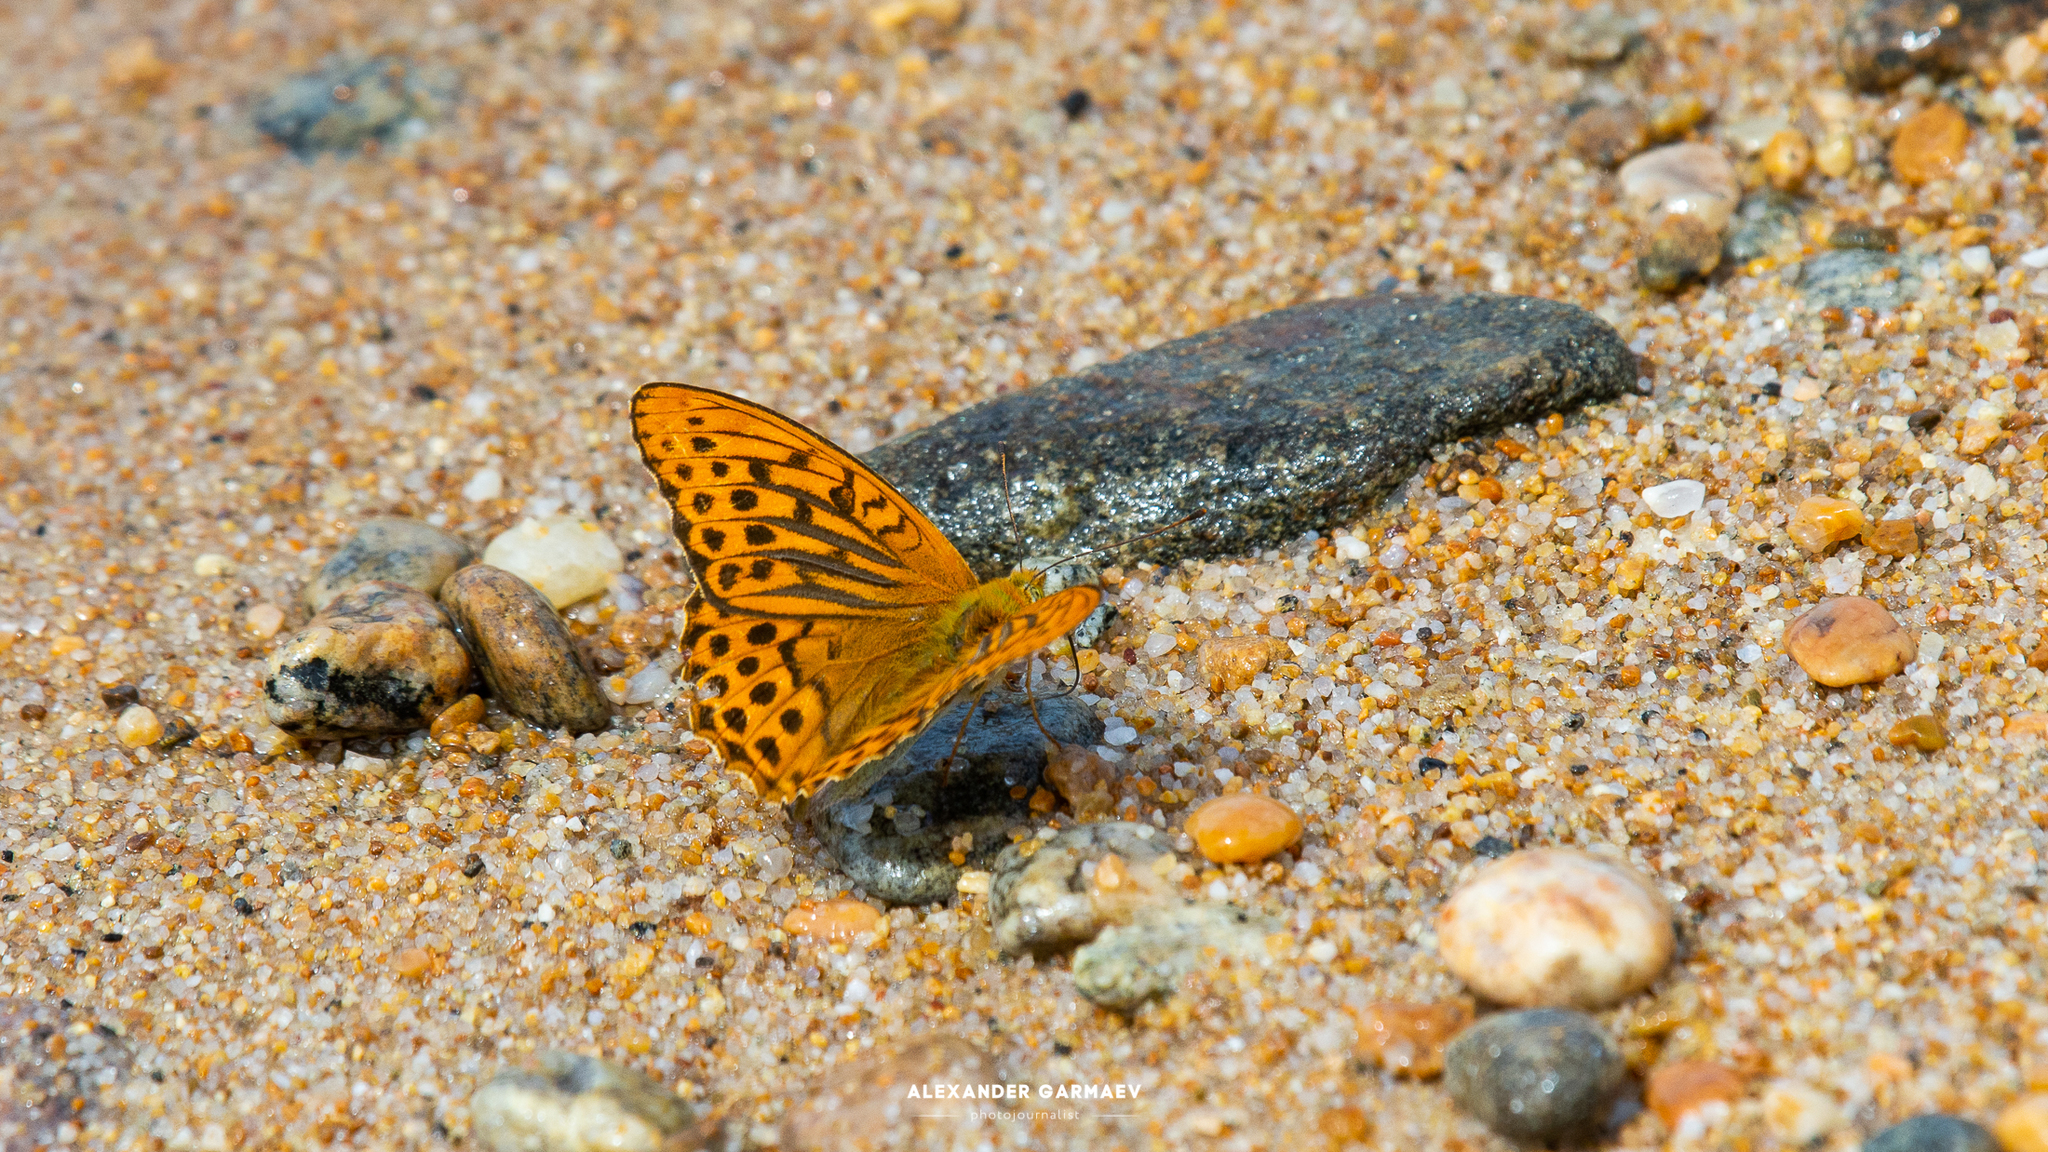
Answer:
1031 507 1208 580
1000 448 1028 567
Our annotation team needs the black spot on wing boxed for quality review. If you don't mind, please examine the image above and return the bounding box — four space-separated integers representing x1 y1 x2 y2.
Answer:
701 527 727 553
736 656 760 677
691 492 714 515
747 622 777 645
721 707 747 730
749 682 776 706
691 436 716 452
718 563 742 591
780 708 803 733
754 736 781 765
731 488 759 511
711 461 730 478
744 524 775 546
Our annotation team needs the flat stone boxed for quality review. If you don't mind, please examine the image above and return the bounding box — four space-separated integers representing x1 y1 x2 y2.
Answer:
1864 1115 2002 1152
1071 900 1279 1011
470 1051 696 1152
988 821 1176 956
1839 0 2048 90
254 55 455 156
1794 248 1909 312
1442 1008 1626 1143
863 293 1636 578
1617 144 1740 231
798 687 1102 904
263 582 472 739
303 517 476 613
440 565 611 734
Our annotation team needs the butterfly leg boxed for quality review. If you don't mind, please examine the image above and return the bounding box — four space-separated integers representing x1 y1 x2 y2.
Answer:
936 689 985 790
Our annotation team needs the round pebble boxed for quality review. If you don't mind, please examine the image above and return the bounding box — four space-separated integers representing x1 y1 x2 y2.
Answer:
115 705 162 748
1864 1115 2001 1152
1637 213 1724 292
1566 103 1649 169
1761 1080 1847 1144
1641 478 1706 518
1617 143 1740 231
1761 128 1813 189
1891 103 1970 185
781 899 885 945
393 947 433 978
1788 495 1868 553
1442 1008 1626 1143
988 821 1174 956
244 603 285 640
303 517 477 613
481 516 624 609
1199 634 1288 692
1867 518 1922 556
1817 129 1857 177
471 1051 694 1152
1997 1094 2048 1152
1183 794 1304 864
1784 596 1917 687
262 581 473 739
1645 1060 1745 1126
1436 848 1674 1010
1071 901 1279 1011
439 565 611 735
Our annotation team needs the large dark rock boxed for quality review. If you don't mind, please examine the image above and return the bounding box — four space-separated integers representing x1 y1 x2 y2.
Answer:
1839 0 2048 91
865 293 1636 578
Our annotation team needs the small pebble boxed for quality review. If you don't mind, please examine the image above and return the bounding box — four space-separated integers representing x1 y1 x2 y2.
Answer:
1043 744 1121 820
1889 714 1948 752
1641 478 1706 518
1788 495 1868 552
481 516 624 608
1866 518 1922 556
781 899 885 945
1442 1008 1626 1144
429 693 487 743
1199 634 1288 692
1891 103 1970 185
1817 129 1857 177
471 1051 694 1152
1317 1106 1373 1143
1864 1114 2001 1152
1436 848 1674 1010
2009 713 2048 740
1071 901 1278 1011
1648 93 1709 140
1829 222 1900 251
440 565 611 734
393 947 433 978
1183 794 1303 863
263 581 473 739
1554 9 1640 62
1352 998 1473 1078
1638 213 1725 292
1645 1060 1745 1126
1761 128 1813 189
115 705 162 749
1996 1095 2048 1152
1618 143 1741 231
1761 1080 1847 1144
99 683 140 709
303 517 477 613
1566 103 1649 169
989 821 1174 956
245 603 285 639
255 55 451 157
1784 596 1917 687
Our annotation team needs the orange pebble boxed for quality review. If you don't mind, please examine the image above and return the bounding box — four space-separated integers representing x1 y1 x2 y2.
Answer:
393 947 433 979
1184 794 1303 863
783 898 885 944
1352 998 1473 1078
1890 102 1969 185
1646 1060 1745 1125
1997 1093 2048 1152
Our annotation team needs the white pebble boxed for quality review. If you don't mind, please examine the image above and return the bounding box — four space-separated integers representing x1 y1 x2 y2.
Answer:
193 553 233 576
1762 1081 1846 1144
1305 939 1338 964
1141 631 1179 658
482 516 624 608
2022 245 2048 269
622 660 674 705
1737 643 1763 663
463 466 504 502
1436 848 1675 1010
1641 479 1706 518
1959 245 1994 276
1963 463 1998 502
1616 143 1739 231
1789 376 1826 402
1333 533 1372 561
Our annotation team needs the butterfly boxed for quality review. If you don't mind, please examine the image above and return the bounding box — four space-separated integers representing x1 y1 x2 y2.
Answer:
630 382 1103 803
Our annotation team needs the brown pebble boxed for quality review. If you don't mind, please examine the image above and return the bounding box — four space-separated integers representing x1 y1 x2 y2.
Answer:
1352 998 1474 1078
1784 596 1917 687
1890 103 1969 185
782 899 885 944
1761 129 1812 189
1637 213 1723 293
393 947 433 978
1888 714 1947 751
1787 495 1867 553
1317 1104 1374 1142
99 683 140 709
262 582 473 739
1566 103 1649 169
440 565 611 735
1864 517 1921 556
430 694 486 742
1648 93 1708 140
1200 634 1287 692
1044 744 1120 820
1646 1060 1746 1125
1184 794 1304 863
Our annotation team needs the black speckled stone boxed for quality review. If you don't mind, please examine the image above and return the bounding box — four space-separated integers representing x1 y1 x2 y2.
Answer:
1864 1116 2001 1152
1839 0 2048 90
864 293 1637 578
798 687 1101 905
1443 1009 1626 1144
1796 249 1909 312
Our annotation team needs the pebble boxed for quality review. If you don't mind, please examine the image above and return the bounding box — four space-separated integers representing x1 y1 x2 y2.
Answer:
1867 517 1922 556
1889 714 1948 752
1436 848 1675 1010
1891 103 1971 185
262 582 473 739
863 293 1635 577
1761 129 1814 189
1071 900 1278 1011
1788 495 1868 552
1352 998 1473 1078
802 687 1101 905
1183 794 1303 863
245 603 286 640
1554 9 1642 63
988 821 1175 956
1199 634 1289 692
1566 103 1649 169
1865 1115 2001 1152
1996 1095 2048 1152
1645 1060 1745 1126
1784 596 1918 687
1618 144 1741 232
1816 129 1858 177
1442 1008 1626 1144
1723 192 1807 265
439 565 610 734
115 705 162 748
1648 93 1709 141
1761 1080 1847 1144
303 517 477 613
1043 743 1122 820
779 1033 998 1151
1797 248 1909 311
482 516 625 608
471 1050 696 1152
1638 214 1724 292
782 899 886 945
1839 0 2048 90
1641 478 1706 519
253 56 452 156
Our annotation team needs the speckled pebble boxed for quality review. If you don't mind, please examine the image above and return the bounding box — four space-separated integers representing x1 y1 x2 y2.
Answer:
1637 213 1725 293
1437 848 1674 1010
262 581 472 739
1442 1008 1626 1143
1796 247 1910 311
1566 103 1649 169
302 517 477 613
1784 595 1918 687
1071 900 1278 1011
481 516 624 609
989 821 1175 957
470 1050 694 1152
439 565 610 734
1723 191 1807 265
1864 1114 2001 1152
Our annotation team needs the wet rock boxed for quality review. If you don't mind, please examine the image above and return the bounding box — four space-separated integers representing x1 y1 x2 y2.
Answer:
303 517 476 613
1784 595 1917 686
1788 494 1868 553
470 1050 695 1152
863 293 1636 578
1840 0 2048 90
263 581 472 739
440 565 610 734
0 997 134 1148
1437 848 1675 1010
1442 1009 1626 1144
1865 1115 2001 1152
1796 248 1909 311
254 56 454 156
1072 900 1279 1011
1566 102 1650 169
482 516 625 609
1723 192 1807 265
988 821 1175 956
780 1033 1005 1151
799 687 1103 904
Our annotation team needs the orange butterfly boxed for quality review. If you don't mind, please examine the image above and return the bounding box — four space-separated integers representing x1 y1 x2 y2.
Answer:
630 382 1103 802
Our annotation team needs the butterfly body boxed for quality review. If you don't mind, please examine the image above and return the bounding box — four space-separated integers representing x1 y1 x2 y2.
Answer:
632 383 1101 803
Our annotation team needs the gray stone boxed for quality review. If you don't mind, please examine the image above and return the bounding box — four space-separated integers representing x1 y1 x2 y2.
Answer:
1797 248 1909 312
471 1051 695 1152
1071 901 1279 1011
440 565 611 734
798 687 1102 905
1839 0 2048 91
1443 1009 1626 1144
1554 9 1645 64
1723 192 1807 265
263 582 472 739
989 821 1176 956
304 517 476 613
1863 1115 2001 1152
864 293 1636 579
254 56 455 156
